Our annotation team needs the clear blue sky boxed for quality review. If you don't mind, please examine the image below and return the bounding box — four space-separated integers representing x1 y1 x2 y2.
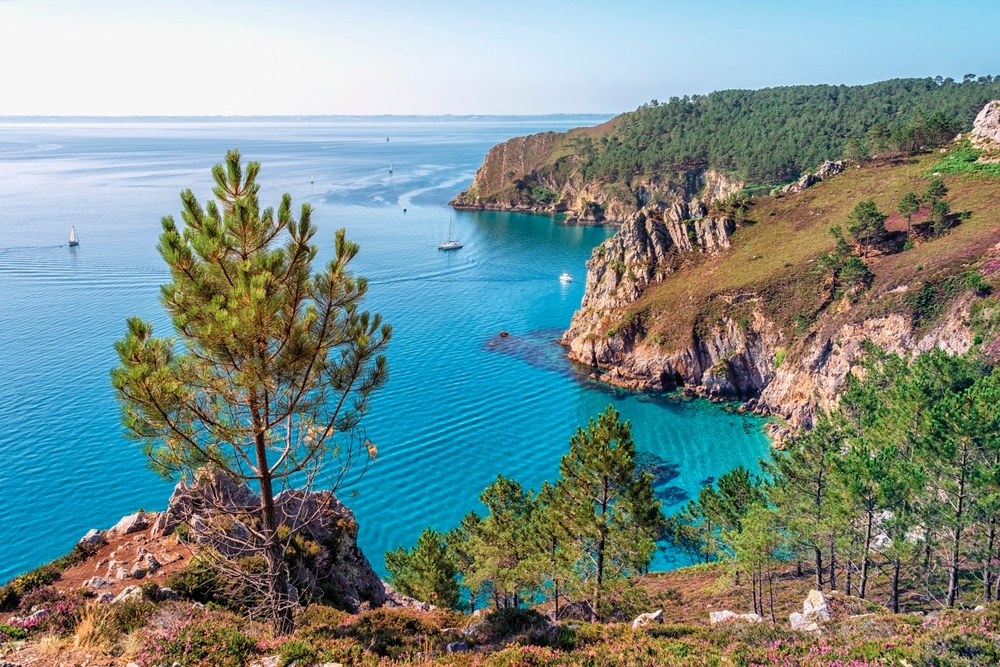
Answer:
1 0 998 116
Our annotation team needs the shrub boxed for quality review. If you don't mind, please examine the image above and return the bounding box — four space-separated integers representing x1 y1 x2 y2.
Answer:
476 607 552 646
341 608 441 657
139 615 258 667
277 638 319 667
0 623 28 643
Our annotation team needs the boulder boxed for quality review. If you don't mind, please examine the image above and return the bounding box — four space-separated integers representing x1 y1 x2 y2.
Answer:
141 553 161 573
159 468 403 613
446 642 469 654
632 609 664 629
710 610 762 625
112 585 144 605
114 567 130 581
789 612 819 632
816 160 845 180
108 511 150 537
790 590 831 632
803 589 831 622
971 101 1000 150
96 592 115 604
82 576 111 589
79 529 107 548
130 565 147 580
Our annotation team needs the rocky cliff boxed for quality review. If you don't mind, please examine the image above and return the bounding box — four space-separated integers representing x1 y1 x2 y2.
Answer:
449 125 744 224
560 123 1000 434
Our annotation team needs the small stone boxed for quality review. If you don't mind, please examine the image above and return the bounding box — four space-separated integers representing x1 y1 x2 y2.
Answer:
112 585 144 604
156 586 179 602
632 609 664 629
446 643 469 654
114 567 131 581
142 553 161 573
96 592 115 604
131 566 147 580
79 529 107 548
82 576 112 589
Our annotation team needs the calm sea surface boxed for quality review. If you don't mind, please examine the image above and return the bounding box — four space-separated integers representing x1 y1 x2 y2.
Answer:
0 119 768 582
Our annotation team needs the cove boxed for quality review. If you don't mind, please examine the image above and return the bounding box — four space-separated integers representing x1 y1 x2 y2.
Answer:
0 119 768 582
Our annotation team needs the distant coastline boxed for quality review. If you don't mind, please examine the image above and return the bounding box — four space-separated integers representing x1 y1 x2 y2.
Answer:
0 113 617 124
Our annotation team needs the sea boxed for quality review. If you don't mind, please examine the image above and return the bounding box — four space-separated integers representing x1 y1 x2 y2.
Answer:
0 117 769 583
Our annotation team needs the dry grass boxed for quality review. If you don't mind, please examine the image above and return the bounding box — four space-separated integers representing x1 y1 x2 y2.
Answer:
625 152 1000 349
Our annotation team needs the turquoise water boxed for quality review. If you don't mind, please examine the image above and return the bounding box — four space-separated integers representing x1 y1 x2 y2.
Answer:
0 119 768 582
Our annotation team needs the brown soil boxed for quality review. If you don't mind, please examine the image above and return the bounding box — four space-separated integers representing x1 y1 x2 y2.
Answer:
0 642 120 667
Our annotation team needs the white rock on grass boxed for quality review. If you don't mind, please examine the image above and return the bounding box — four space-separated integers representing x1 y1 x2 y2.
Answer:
790 590 831 632
112 585 144 605
632 609 664 629
710 610 762 625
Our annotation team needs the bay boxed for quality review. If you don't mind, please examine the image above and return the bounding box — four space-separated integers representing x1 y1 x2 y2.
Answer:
0 118 768 582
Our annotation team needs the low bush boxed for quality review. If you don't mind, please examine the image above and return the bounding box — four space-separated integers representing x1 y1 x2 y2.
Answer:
341 607 443 657
475 607 553 647
138 612 259 667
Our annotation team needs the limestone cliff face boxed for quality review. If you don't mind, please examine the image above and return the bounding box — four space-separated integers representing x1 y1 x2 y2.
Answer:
563 245 976 432
449 129 744 224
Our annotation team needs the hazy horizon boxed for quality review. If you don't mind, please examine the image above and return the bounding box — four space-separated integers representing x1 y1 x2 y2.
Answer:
2 0 998 117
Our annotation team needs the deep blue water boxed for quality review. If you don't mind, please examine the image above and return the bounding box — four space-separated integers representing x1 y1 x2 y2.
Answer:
0 119 768 582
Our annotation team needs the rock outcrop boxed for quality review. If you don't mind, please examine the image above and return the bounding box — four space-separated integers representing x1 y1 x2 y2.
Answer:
631 609 664 629
449 126 744 225
971 100 1000 154
789 590 831 632
709 610 763 624
779 160 844 194
154 470 423 613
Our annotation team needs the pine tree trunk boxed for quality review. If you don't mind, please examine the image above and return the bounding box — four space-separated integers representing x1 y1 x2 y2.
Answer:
814 546 824 591
829 538 837 591
860 511 873 599
984 517 996 603
254 417 294 635
947 461 968 608
890 556 901 613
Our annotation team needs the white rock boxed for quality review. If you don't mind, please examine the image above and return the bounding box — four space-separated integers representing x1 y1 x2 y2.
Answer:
710 610 738 625
803 590 831 622
142 553 161 573
114 567 131 581
632 609 664 629
112 585 144 604
108 511 150 537
790 611 820 632
79 529 107 548
710 610 762 625
82 576 111 589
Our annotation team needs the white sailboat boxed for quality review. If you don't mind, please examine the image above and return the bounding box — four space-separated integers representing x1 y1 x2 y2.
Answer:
559 272 573 283
438 216 463 251
68 226 79 247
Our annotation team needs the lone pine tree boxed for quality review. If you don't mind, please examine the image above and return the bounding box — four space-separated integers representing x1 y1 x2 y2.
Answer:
111 150 390 634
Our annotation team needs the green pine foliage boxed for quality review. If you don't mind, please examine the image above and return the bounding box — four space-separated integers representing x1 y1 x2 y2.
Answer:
384 528 460 610
577 77 1000 187
384 406 663 621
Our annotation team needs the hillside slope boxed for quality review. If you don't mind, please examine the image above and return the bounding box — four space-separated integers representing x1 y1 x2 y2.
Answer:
451 77 1000 225
560 130 1000 432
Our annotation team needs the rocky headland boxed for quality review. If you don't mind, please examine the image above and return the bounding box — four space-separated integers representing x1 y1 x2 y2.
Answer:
458 101 1000 437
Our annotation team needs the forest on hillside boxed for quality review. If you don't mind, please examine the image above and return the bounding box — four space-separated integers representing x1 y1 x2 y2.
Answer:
575 76 1000 188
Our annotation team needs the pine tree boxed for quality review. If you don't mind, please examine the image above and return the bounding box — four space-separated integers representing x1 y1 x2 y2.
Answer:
385 528 460 609
555 406 662 621
897 192 921 240
111 150 391 634
847 200 889 258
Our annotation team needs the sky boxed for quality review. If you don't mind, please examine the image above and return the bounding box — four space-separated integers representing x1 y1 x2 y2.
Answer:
1 0 998 116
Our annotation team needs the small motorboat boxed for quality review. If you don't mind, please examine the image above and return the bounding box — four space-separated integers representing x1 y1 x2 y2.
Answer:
559 272 573 283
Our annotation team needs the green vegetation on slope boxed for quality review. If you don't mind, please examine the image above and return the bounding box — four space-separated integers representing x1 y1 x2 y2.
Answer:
620 150 1000 352
578 76 1000 188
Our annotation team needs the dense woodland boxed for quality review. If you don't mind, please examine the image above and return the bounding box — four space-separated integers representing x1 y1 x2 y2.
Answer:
573 76 1000 188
